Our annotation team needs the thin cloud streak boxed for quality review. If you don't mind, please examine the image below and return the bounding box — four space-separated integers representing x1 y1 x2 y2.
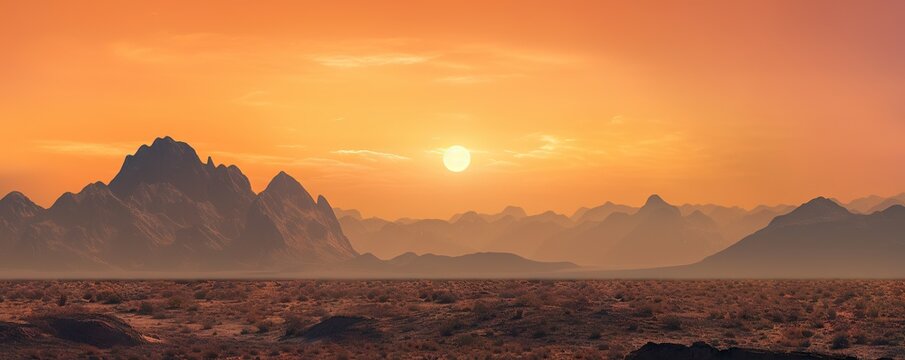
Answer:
36 141 137 157
311 53 432 68
332 149 410 161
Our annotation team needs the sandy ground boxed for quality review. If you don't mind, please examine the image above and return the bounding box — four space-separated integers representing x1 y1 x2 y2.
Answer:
0 280 902 359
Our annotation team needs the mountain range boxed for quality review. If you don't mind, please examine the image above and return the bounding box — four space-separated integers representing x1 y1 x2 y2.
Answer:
600 197 905 278
2 136 904 278
339 194 795 268
0 137 573 276
0 137 357 271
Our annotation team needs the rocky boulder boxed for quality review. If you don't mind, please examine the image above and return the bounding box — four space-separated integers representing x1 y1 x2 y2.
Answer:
625 342 859 360
30 313 145 348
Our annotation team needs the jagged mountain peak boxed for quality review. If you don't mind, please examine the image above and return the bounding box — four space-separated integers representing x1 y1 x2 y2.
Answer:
637 194 680 219
264 172 311 198
455 211 486 224
1 191 38 208
768 196 852 227
500 205 527 217
109 136 254 206
0 191 42 219
140 136 201 163
50 182 118 208
643 194 668 208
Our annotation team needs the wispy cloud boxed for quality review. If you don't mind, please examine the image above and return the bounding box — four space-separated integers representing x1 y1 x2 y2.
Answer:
208 151 295 166
435 73 523 85
234 90 273 107
507 134 579 159
311 53 431 68
36 141 136 157
209 151 373 171
275 144 307 149
332 149 410 161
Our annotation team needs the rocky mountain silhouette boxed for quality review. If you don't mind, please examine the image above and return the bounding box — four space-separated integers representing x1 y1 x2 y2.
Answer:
232 172 357 267
0 136 357 271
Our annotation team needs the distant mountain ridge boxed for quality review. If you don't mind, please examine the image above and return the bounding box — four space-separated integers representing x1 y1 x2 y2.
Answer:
683 198 905 277
338 194 795 268
3 137 903 277
0 136 358 271
590 197 905 278
534 194 725 267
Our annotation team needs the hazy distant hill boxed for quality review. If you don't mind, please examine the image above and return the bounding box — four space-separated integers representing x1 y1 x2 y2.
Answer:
341 252 577 278
864 193 905 214
571 202 638 224
678 203 794 247
339 196 795 268
0 136 358 271
601 197 905 278
534 195 724 267
449 205 528 223
340 208 571 259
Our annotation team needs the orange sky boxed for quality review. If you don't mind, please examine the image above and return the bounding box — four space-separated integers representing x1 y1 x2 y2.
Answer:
2 0 904 219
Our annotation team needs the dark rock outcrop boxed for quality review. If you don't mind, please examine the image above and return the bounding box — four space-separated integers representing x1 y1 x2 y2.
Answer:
283 316 377 340
0 321 42 344
625 342 859 360
29 313 145 348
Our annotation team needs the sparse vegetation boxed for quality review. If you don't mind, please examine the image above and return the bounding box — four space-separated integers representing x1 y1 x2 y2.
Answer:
0 280 900 359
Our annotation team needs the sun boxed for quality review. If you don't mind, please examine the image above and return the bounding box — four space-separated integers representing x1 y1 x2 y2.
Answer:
443 145 471 172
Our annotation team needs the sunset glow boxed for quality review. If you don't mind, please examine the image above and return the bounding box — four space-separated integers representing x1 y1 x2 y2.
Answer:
2 1 905 219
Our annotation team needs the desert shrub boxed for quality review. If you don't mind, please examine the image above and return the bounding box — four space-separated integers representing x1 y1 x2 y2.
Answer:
98 291 123 304
432 292 457 304
167 294 189 309
632 305 654 317
56 294 68 307
137 301 156 315
511 310 524 320
439 319 464 336
455 333 479 346
852 331 868 345
831 334 851 349
283 314 311 337
661 315 682 331
471 301 494 320
256 320 273 333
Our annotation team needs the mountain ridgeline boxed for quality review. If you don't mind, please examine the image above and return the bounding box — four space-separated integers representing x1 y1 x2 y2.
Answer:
675 197 905 278
340 194 795 268
2 136 904 278
0 137 357 271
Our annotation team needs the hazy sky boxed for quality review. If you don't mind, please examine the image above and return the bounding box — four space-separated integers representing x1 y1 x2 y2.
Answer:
2 0 904 219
